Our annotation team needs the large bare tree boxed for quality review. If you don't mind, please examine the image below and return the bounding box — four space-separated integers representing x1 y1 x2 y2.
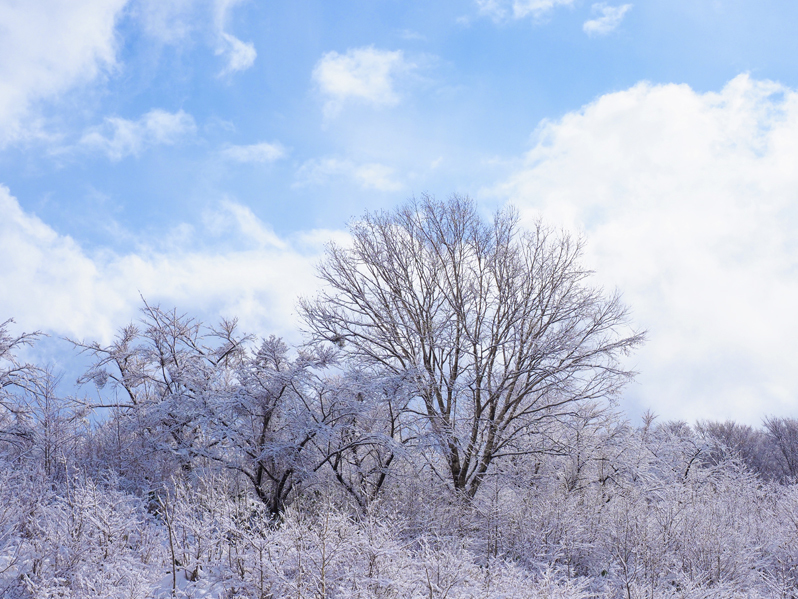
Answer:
301 194 644 498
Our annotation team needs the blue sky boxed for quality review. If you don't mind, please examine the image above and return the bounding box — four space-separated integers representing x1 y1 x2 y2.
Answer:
3 0 798 424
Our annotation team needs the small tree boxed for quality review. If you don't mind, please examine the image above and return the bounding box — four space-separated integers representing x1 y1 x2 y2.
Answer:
71 302 250 484
0 319 67 470
314 368 414 511
301 194 644 498
73 302 398 516
213 336 341 517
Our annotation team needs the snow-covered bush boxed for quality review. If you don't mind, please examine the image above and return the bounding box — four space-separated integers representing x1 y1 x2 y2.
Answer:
15 474 162 599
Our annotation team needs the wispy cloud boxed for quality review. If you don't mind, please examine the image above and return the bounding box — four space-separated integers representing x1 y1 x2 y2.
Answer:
398 29 426 41
583 3 632 36
135 0 255 75
312 47 412 118
202 200 287 249
221 141 287 163
80 109 196 161
214 0 256 75
474 0 574 22
215 32 257 76
296 157 403 192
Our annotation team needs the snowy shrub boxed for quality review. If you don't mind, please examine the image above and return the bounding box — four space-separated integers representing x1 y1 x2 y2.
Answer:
17 474 161 599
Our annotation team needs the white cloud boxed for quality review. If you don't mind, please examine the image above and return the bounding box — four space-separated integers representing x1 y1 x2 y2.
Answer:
0 0 128 146
312 47 411 118
583 3 632 36
493 74 798 424
80 109 196 160
296 157 403 192
221 141 286 163
202 200 287 249
134 0 255 75
214 0 256 75
216 31 257 75
0 186 322 345
475 0 574 22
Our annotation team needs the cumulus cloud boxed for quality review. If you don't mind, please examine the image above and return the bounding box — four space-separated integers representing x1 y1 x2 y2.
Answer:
312 47 411 118
492 74 798 424
0 186 323 344
214 0 256 75
583 3 632 36
221 141 286 163
0 0 127 146
296 157 403 192
80 109 196 160
475 0 574 22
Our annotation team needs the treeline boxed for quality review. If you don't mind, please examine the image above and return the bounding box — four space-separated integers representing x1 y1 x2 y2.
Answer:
1 196 797 598
695 417 798 483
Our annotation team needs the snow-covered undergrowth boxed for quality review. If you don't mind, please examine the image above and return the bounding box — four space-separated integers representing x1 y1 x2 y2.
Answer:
1 444 797 599
2 299 798 598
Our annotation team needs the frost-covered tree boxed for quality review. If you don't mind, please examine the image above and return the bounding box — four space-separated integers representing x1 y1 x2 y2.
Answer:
696 419 783 481
73 303 404 516
0 320 82 480
203 336 344 517
71 302 250 484
301 194 645 497
764 416 798 481
312 367 414 511
0 319 42 461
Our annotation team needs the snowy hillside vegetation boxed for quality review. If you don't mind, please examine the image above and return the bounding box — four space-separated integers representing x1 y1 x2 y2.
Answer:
1 197 797 598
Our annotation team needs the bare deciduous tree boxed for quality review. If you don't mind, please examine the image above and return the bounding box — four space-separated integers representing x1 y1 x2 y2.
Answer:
301 194 644 497
314 368 414 511
765 416 798 481
0 319 42 409
0 319 48 463
696 419 783 481
72 303 400 516
71 302 250 479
